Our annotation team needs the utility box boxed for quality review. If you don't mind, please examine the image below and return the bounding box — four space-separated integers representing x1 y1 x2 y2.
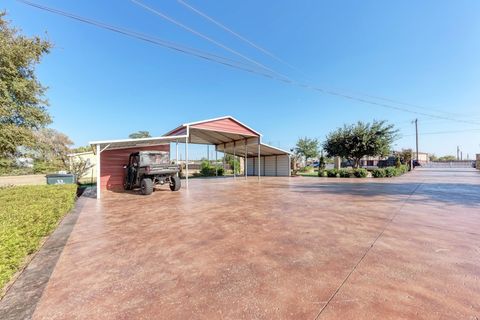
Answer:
46 174 76 185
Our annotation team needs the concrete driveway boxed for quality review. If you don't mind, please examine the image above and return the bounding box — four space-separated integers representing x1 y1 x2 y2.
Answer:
8 169 480 319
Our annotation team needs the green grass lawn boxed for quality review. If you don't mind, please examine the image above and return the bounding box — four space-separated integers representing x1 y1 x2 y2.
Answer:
0 185 77 291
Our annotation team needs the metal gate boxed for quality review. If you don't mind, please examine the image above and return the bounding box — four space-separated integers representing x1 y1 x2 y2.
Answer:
423 161 475 168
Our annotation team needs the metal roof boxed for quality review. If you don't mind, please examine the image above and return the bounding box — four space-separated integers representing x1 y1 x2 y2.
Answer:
163 116 261 138
89 135 187 153
219 142 290 157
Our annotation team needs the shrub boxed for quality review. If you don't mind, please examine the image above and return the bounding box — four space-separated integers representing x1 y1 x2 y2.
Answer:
385 167 397 177
200 160 224 177
338 169 354 178
0 185 77 290
372 165 408 178
318 169 328 177
396 164 408 174
353 168 368 178
372 168 386 178
326 169 338 177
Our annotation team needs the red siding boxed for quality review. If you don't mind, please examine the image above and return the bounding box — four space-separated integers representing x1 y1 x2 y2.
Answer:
100 145 169 191
191 118 258 136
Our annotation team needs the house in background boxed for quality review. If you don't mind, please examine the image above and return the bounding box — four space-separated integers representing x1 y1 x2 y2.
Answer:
359 151 430 168
68 151 96 183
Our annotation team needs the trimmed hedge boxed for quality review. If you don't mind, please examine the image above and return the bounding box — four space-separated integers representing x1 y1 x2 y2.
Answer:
372 165 408 178
0 185 77 290
319 165 408 179
353 168 368 178
319 168 367 178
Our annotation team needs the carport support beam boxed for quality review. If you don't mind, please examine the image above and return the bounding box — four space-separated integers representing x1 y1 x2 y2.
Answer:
96 144 101 199
175 140 178 165
215 146 218 177
244 138 247 179
258 138 261 180
233 141 236 179
185 137 189 188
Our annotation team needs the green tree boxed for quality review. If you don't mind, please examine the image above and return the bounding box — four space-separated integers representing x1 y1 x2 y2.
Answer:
129 131 151 139
294 137 319 163
224 154 240 174
35 128 73 168
323 120 398 169
398 149 413 164
0 12 52 157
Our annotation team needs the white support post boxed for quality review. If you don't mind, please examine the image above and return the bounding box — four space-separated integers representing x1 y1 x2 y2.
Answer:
233 141 236 180
215 145 218 177
96 144 101 199
223 143 226 175
258 138 261 180
175 140 178 164
244 138 247 179
185 137 189 188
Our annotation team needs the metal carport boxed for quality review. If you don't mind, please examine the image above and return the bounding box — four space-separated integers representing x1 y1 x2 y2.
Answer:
90 116 290 199
163 116 291 186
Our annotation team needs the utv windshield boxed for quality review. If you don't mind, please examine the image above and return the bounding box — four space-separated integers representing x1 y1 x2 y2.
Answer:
140 152 169 165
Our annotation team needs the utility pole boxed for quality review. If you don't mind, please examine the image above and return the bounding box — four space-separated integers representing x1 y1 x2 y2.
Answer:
414 118 419 161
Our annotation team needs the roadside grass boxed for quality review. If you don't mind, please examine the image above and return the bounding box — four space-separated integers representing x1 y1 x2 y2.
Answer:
0 185 77 291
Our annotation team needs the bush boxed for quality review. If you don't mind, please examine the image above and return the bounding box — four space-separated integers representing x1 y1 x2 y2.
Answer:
372 168 386 178
372 165 408 178
353 168 368 178
318 169 328 177
199 160 224 177
326 169 338 177
338 169 354 178
385 167 397 177
396 164 408 174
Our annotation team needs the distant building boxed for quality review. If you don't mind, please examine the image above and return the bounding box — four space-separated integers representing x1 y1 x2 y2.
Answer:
68 151 96 181
358 151 430 168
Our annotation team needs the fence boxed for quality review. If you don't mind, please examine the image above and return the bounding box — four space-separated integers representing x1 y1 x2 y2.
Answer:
423 161 475 168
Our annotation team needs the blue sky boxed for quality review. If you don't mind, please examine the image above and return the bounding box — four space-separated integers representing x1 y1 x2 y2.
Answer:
4 0 480 159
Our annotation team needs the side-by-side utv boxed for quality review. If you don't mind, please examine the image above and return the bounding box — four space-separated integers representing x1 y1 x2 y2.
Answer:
123 151 181 195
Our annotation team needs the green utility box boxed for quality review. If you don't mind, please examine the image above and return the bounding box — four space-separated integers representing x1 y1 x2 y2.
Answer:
46 174 76 185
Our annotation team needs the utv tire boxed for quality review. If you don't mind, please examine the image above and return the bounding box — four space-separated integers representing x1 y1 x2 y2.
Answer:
170 175 181 191
140 178 154 195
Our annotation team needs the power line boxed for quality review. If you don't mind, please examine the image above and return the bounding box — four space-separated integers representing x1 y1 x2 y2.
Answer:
15 0 480 127
130 1 480 125
176 0 307 77
130 0 290 81
177 0 472 120
402 128 480 136
16 0 286 78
